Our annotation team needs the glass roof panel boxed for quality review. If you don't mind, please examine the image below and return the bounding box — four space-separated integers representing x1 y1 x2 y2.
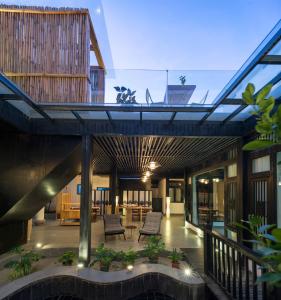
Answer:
44 110 76 119
269 80 281 99
268 39 281 55
142 112 173 120
110 111 140 120
6 100 42 118
231 106 254 121
207 105 240 121
174 112 207 121
0 81 14 94
228 64 281 99
76 111 108 120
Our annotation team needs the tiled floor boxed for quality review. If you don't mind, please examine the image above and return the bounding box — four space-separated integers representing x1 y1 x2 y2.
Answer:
29 215 203 251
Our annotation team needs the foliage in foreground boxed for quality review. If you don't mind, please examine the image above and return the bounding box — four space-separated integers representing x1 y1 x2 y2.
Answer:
235 216 281 287
143 236 165 263
242 83 281 151
4 246 41 279
58 251 76 266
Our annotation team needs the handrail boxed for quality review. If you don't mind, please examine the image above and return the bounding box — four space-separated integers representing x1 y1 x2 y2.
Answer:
206 228 264 265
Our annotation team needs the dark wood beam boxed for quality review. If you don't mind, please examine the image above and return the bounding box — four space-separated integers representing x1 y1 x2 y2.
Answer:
30 119 249 137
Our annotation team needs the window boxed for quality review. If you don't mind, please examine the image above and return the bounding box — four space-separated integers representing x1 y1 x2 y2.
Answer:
227 163 237 178
252 155 270 173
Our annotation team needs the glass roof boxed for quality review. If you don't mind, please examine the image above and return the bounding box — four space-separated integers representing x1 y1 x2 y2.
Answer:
0 20 280 126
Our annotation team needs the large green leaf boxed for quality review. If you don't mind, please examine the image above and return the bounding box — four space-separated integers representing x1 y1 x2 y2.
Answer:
242 140 276 151
272 228 281 242
246 83 255 95
242 90 254 105
256 84 273 104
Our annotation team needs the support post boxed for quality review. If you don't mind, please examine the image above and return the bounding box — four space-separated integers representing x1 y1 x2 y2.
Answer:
184 168 188 222
110 166 118 213
79 135 93 266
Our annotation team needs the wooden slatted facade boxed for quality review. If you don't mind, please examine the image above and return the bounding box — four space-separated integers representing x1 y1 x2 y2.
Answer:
0 5 104 103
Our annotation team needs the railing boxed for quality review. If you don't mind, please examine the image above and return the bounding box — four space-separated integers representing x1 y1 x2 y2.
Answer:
203 225 272 300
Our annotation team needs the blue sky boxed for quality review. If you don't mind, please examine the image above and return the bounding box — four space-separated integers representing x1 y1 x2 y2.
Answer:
3 0 281 70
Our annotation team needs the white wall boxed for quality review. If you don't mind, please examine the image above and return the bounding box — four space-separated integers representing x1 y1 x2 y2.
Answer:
170 203 185 214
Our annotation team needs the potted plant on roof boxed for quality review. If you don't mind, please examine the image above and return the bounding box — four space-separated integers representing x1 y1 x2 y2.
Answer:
165 75 196 105
143 236 165 264
168 248 183 269
114 86 137 104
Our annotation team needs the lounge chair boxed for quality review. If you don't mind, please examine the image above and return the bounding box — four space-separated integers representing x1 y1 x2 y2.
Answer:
104 214 126 240
138 212 162 242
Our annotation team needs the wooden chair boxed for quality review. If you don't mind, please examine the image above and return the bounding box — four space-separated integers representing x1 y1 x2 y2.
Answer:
138 212 162 242
104 214 126 240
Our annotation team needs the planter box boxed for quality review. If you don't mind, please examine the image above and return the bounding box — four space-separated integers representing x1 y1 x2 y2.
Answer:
165 85 196 105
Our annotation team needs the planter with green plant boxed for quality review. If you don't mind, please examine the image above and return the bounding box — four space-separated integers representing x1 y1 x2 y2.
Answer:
168 248 183 269
58 251 76 266
91 244 116 272
143 236 165 263
122 248 138 267
4 246 41 279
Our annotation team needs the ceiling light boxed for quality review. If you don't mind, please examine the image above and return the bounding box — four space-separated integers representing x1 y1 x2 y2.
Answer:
145 171 152 177
149 161 160 170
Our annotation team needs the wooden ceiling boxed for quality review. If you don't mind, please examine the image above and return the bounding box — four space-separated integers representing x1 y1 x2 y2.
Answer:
92 136 239 176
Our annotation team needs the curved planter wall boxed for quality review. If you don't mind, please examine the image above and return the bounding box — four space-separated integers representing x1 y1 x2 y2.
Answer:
0 264 205 300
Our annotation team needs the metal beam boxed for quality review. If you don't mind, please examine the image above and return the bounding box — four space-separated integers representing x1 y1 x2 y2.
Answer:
260 55 281 65
71 110 84 124
79 135 93 266
140 111 143 125
0 73 52 121
169 112 177 125
0 94 22 100
198 21 281 125
222 71 281 124
106 111 115 127
38 103 213 113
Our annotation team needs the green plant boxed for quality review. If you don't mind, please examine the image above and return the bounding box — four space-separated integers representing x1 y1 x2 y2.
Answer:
58 251 76 266
143 236 165 263
91 243 115 272
179 75 186 85
4 246 41 279
242 83 281 151
122 248 138 266
114 86 137 104
168 248 183 263
236 216 281 287
234 214 274 248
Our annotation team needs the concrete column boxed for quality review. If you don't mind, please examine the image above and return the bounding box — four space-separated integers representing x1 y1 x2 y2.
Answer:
79 135 93 266
33 207 45 225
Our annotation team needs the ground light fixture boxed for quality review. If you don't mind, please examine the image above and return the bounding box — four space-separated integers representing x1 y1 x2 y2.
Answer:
142 176 147 183
127 265 134 271
36 243 43 248
77 263 84 268
184 267 192 276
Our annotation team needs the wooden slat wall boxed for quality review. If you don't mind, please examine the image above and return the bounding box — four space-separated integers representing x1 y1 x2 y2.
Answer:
0 5 91 103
